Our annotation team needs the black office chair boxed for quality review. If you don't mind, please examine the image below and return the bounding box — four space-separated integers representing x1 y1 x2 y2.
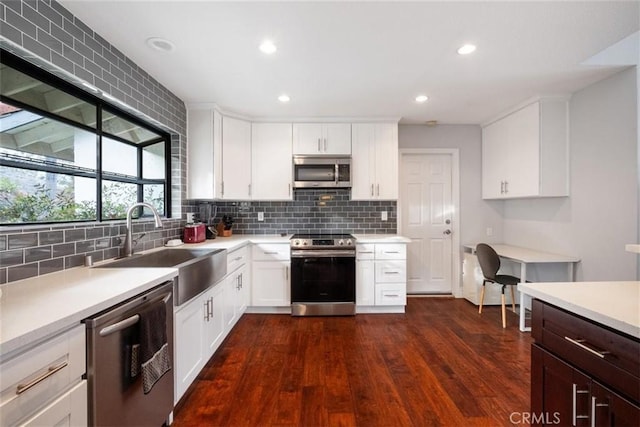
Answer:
476 243 520 328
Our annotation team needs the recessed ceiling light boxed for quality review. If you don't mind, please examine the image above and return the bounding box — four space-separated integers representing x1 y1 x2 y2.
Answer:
146 37 175 52
415 95 429 103
278 94 290 103
260 40 277 55
457 44 476 55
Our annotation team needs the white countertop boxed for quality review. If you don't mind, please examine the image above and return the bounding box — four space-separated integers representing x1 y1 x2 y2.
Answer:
0 266 178 359
518 281 640 339
352 234 410 243
0 234 291 359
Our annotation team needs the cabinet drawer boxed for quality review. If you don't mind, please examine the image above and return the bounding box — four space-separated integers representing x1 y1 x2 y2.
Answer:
375 260 406 283
1 324 86 427
532 299 640 404
375 244 406 260
375 284 407 306
20 380 87 427
227 245 249 272
356 244 375 260
252 243 290 261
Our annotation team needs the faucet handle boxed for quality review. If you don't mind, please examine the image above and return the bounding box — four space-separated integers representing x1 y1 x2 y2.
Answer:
132 233 146 247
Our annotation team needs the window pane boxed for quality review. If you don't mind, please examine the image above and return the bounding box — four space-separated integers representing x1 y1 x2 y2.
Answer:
143 142 165 179
143 184 164 216
102 110 160 144
0 64 97 128
102 137 137 177
0 167 96 223
0 101 97 170
101 180 137 220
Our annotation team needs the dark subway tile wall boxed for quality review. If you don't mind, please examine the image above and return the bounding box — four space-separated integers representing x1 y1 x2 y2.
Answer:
0 219 184 284
198 189 397 235
0 0 187 219
0 1 192 284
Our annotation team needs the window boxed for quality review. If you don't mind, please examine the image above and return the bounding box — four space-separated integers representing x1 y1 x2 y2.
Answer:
0 52 170 224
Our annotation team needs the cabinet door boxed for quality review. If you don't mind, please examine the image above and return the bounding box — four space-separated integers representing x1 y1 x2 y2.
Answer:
351 124 376 200
323 123 351 154
236 266 249 314
591 382 640 427
187 109 222 199
204 284 225 359
374 123 398 200
251 123 293 200
223 275 238 330
356 259 375 305
21 380 87 427
251 261 290 306
531 345 591 427
482 119 507 199
222 116 252 199
293 123 323 154
504 102 540 198
174 295 206 402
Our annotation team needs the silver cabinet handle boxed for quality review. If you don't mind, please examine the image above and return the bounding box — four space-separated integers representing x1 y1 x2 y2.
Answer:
263 251 279 255
288 183 291 196
500 181 504 194
504 181 509 193
370 184 374 196
384 271 401 274
572 384 589 425
376 184 380 196
100 314 139 337
384 251 400 254
591 397 609 427
324 138 327 152
384 294 400 297
16 361 68 395
285 266 289 281
221 181 225 196
248 184 251 196
358 251 374 254
318 138 321 152
564 336 609 359
208 297 213 319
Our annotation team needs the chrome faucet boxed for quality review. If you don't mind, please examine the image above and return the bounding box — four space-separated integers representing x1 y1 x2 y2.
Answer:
122 202 163 257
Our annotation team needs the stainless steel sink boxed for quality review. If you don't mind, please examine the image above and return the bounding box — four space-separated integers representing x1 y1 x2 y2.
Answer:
97 248 227 306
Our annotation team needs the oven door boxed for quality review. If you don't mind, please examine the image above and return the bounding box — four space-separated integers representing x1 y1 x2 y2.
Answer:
291 251 355 304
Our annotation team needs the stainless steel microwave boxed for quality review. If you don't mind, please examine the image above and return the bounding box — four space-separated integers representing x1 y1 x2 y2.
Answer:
293 156 351 188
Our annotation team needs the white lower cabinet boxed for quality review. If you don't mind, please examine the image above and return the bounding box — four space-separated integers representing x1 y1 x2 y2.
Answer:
20 380 87 427
251 243 291 307
175 245 250 403
356 242 407 309
0 324 86 427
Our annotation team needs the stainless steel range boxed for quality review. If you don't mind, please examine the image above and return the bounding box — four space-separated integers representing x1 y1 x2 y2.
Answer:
290 234 356 316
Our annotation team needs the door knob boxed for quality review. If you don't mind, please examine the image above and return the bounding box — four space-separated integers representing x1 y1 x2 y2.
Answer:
443 229 452 235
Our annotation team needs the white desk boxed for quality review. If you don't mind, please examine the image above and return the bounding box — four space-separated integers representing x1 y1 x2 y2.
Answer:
464 244 580 331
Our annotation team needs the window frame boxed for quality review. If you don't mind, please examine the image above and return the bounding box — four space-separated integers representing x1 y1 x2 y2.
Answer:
0 50 171 225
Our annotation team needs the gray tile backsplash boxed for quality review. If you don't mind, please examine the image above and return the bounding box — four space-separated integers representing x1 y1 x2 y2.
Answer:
196 189 397 235
0 218 184 284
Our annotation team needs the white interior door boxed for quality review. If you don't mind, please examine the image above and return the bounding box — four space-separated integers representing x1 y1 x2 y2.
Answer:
400 153 454 294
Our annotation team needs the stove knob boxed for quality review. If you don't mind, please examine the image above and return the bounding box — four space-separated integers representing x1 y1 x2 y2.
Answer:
338 240 344 246
294 240 300 246
302 241 308 246
346 239 352 246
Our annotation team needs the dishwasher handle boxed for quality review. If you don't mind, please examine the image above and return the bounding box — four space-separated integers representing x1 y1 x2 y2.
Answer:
96 291 171 337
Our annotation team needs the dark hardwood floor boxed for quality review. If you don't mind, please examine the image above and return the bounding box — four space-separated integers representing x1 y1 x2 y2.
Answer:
172 298 532 427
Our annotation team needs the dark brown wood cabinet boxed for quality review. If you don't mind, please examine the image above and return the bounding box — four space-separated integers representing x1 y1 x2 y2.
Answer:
531 299 639 426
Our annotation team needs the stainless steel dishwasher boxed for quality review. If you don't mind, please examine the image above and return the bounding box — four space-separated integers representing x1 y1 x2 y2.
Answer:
84 281 174 426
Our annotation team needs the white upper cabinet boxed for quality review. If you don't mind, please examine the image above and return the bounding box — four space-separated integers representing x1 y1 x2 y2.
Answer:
251 123 293 200
482 98 569 199
222 116 252 200
187 109 222 199
292 123 351 155
351 123 398 200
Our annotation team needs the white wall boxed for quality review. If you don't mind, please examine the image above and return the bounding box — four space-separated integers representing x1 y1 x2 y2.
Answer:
502 67 638 281
398 125 505 248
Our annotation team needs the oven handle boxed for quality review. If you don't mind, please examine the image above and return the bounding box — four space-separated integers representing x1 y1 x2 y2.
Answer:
291 250 356 258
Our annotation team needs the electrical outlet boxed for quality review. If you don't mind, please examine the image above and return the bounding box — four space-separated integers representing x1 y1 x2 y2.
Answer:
258 212 264 221
486 227 493 236
381 211 388 221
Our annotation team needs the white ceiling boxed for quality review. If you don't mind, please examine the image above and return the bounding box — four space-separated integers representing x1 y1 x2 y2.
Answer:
59 1 639 125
